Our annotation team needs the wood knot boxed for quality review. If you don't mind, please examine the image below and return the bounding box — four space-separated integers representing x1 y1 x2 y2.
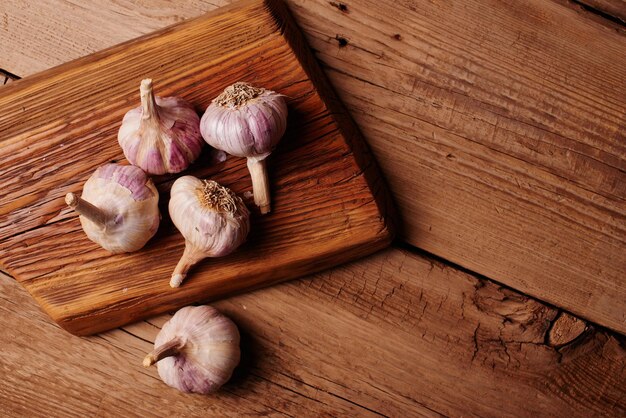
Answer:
335 35 349 47
329 1 348 13
547 312 587 348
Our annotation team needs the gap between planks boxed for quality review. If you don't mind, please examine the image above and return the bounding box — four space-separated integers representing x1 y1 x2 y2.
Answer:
0 68 18 85
567 0 626 25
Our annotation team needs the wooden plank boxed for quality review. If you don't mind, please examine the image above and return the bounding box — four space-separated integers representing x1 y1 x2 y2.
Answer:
0 0 623 334
294 0 626 334
0 0 393 335
1 247 624 417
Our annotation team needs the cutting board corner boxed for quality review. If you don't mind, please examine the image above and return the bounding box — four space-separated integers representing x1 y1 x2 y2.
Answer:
0 0 395 335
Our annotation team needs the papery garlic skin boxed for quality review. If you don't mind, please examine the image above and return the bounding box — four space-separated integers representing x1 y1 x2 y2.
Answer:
144 305 240 394
200 84 287 158
66 164 160 253
169 176 250 287
200 82 287 214
118 79 203 175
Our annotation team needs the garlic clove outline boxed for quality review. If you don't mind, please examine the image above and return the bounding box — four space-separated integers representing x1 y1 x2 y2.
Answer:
200 82 288 214
118 79 204 175
65 163 160 253
169 176 250 288
143 305 241 394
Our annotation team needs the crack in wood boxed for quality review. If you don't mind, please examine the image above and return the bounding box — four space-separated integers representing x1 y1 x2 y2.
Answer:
569 0 626 25
272 370 390 417
0 68 19 80
119 327 154 346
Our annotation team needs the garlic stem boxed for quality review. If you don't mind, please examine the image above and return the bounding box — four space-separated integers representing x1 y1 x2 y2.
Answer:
143 336 185 367
246 157 271 214
65 192 113 229
171 243 209 288
140 78 158 120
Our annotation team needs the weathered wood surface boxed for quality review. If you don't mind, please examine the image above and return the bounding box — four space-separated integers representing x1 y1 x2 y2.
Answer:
2 248 624 417
1 0 625 416
1 0 624 333
0 0 393 335
295 0 626 335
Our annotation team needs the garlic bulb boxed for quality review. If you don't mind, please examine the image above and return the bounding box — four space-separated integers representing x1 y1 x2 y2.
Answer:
118 79 204 175
143 305 240 394
65 163 160 253
169 176 250 288
200 82 287 214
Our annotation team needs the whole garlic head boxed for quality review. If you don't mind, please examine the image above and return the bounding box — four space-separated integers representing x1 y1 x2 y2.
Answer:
200 82 288 214
65 163 160 253
169 176 250 287
144 305 240 394
118 79 204 175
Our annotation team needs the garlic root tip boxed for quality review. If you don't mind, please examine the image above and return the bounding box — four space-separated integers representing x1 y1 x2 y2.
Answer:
65 192 78 207
143 354 156 368
140 78 153 92
170 273 185 288
246 158 271 215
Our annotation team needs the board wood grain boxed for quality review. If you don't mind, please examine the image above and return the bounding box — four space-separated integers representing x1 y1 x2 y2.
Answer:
1 248 624 417
0 0 394 335
0 0 623 336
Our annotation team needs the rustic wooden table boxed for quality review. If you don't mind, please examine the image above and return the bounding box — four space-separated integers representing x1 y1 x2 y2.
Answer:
1 0 625 416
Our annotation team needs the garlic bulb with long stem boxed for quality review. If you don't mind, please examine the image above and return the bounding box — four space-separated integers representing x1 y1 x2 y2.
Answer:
143 305 240 394
65 163 160 253
169 176 250 288
200 82 287 214
118 79 204 175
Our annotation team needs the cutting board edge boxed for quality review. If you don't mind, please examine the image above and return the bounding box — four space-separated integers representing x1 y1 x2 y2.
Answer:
34 227 394 336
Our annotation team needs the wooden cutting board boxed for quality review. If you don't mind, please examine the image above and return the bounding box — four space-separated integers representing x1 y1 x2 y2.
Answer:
0 0 394 336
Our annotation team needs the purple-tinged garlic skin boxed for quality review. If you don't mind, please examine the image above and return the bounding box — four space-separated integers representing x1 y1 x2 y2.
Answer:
93 163 157 201
199 82 287 214
65 163 160 253
169 176 250 287
200 86 287 158
118 79 203 175
144 305 241 394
